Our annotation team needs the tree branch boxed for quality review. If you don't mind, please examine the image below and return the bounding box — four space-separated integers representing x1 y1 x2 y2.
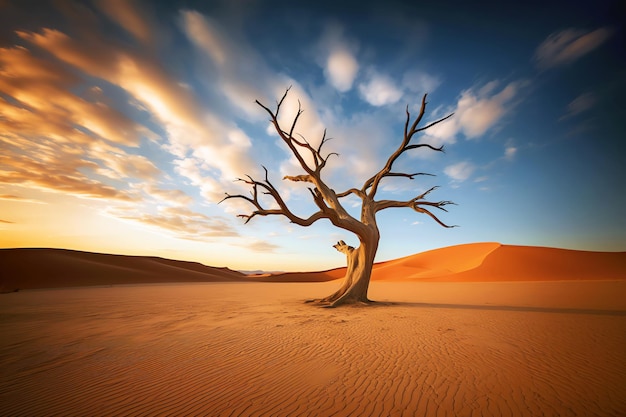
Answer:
374 186 457 228
385 172 435 180
362 93 453 198
336 188 366 199
219 166 328 227
222 88 455 242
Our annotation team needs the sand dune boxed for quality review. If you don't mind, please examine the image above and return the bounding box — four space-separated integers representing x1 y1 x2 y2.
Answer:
0 248 247 292
2 243 625 293
264 242 626 283
1 281 625 416
371 243 626 281
371 242 502 280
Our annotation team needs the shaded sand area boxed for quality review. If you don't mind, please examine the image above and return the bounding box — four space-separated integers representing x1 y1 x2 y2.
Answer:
2 281 625 416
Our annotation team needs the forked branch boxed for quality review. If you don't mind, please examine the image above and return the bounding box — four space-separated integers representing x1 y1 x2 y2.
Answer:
255 87 338 175
219 166 328 227
375 186 457 228
363 94 453 198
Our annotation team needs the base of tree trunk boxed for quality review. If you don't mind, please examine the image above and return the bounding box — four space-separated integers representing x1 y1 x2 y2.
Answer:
304 297 376 308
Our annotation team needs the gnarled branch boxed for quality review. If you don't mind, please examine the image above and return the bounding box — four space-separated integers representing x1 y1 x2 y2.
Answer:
256 89 338 175
223 89 455 240
374 185 457 228
336 188 366 199
362 94 453 198
219 166 328 227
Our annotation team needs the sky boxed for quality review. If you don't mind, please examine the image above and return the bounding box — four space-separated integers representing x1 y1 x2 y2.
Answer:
0 0 624 271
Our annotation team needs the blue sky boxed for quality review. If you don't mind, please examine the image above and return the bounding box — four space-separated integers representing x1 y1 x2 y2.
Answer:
0 0 624 271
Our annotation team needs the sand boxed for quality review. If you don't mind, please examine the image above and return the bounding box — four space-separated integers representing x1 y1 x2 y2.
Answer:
4 243 625 292
1 280 625 416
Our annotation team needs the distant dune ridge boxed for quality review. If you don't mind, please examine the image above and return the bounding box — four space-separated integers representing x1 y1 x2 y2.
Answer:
0 248 247 293
1 243 625 292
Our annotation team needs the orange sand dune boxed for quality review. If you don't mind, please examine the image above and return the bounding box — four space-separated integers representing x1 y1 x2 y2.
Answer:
370 243 626 281
371 242 502 280
0 248 247 292
1 281 625 416
264 242 626 282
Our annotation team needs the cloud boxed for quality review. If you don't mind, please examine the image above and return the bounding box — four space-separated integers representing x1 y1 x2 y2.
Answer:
139 185 194 207
1 7 263 242
0 45 148 147
245 239 281 253
115 205 239 241
182 11 328 180
182 11 278 117
422 79 527 146
504 146 517 160
318 24 359 92
402 70 441 94
95 0 155 44
326 49 359 92
444 161 475 182
457 81 523 138
17 11 264 198
560 92 596 120
534 27 613 70
0 194 45 204
0 42 163 201
359 71 403 106
174 157 225 202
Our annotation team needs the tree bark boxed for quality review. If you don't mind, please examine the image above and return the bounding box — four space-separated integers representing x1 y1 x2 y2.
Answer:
310 229 379 307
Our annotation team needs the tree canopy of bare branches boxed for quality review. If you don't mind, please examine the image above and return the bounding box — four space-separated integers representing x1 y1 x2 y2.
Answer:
221 87 455 307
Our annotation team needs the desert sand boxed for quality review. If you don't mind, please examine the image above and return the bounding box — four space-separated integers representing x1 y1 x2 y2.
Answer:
1 243 625 416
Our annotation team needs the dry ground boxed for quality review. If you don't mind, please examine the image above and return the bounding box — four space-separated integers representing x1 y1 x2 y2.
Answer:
1 281 625 416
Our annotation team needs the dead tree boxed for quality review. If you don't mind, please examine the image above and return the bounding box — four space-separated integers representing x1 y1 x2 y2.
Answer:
221 88 455 307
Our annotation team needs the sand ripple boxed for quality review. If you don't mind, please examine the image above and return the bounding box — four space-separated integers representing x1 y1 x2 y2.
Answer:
1 282 625 416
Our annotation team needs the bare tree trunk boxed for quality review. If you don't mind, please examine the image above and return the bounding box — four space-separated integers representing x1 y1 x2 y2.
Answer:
310 229 379 307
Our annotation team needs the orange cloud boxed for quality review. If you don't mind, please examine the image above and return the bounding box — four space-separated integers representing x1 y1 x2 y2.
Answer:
534 27 614 70
2 6 253 242
0 45 148 146
113 205 240 240
0 42 161 203
96 0 154 44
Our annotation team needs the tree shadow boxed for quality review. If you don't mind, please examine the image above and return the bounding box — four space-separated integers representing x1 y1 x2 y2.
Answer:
382 301 626 317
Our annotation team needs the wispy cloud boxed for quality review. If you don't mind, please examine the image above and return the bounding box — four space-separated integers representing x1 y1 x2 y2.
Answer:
243 239 281 253
113 206 239 241
420 79 527 147
358 70 403 106
444 161 475 182
534 27 613 70
559 92 596 120
504 145 517 160
402 70 441 94
95 0 155 45
0 194 46 204
456 80 526 139
0 43 158 202
0 4 250 242
182 10 328 181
